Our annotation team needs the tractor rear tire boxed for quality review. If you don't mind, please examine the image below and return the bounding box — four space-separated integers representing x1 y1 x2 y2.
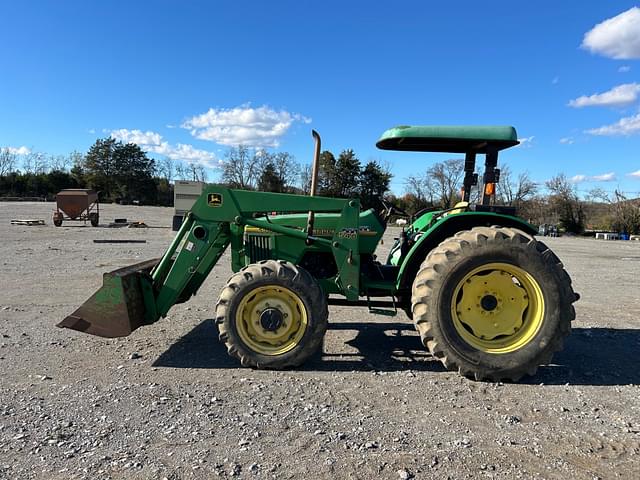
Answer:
411 226 577 381
215 260 328 369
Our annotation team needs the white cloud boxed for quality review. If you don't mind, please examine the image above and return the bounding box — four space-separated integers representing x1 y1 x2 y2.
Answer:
552 76 560 85
88 128 96 134
586 113 640 136
111 129 162 146
110 128 221 169
592 172 616 181
628 169 640 178
568 83 640 108
619 65 631 73
559 137 575 144
516 136 534 148
582 7 640 59
182 105 311 148
571 172 617 183
3 146 31 155
570 174 588 183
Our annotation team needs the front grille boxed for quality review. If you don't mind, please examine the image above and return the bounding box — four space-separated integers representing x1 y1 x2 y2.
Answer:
245 234 271 262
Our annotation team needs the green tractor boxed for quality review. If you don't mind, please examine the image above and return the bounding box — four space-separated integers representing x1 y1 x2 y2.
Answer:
59 126 578 381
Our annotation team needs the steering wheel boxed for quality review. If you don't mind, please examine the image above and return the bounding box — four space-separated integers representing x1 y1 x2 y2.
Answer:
379 197 410 221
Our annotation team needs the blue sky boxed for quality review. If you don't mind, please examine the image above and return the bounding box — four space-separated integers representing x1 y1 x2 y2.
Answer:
1 1 640 196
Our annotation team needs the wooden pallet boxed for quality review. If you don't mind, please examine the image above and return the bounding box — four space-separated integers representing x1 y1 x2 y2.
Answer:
10 219 45 226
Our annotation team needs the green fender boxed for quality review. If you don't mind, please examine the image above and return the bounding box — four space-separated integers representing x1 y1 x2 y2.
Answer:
396 212 537 291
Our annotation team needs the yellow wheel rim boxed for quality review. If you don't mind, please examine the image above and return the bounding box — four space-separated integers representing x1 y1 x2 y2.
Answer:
235 285 308 356
451 262 544 354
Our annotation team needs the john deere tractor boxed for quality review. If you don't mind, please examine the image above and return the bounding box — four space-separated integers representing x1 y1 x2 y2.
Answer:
59 126 578 381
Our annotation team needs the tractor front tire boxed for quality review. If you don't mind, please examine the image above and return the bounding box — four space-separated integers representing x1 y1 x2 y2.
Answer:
215 260 328 369
411 226 577 382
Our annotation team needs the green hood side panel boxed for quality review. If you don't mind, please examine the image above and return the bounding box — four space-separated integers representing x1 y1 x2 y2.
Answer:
396 212 537 290
248 208 384 256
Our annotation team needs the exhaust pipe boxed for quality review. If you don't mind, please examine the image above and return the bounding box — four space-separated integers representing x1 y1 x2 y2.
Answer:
306 130 321 240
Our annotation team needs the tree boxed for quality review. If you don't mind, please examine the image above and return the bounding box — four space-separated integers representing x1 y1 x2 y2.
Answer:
0 148 17 176
221 145 260 189
158 157 175 182
317 150 338 196
334 149 361 198
359 161 391 210
610 191 640 234
83 137 156 203
497 164 537 206
405 174 436 208
587 188 640 234
187 162 207 182
427 158 464 208
299 163 312 194
545 174 585 233
257 162 285 192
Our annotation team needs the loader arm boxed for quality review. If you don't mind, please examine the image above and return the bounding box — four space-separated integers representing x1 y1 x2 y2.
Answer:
59 186 360 338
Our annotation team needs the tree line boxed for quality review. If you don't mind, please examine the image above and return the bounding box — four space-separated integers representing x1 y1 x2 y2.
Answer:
398 158 639 235
0 138 392 210
0 138 216 205
1 139 637 234
220 146 391 210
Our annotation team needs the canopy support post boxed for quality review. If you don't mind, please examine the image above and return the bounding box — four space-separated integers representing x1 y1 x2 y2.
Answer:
462 151 477 202
481 147 500 205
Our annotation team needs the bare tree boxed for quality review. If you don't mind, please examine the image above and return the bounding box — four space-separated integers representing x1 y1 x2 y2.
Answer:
586 188 640 234
21 153 34 173
427 158 464 208
271 152 299 190
586 187 610 203
0 148 18 176
497 164 538 206
194 164 207 182
49 154 72 172
174 161 186 180
179 162 207 182
20 152 49 174
158 157 175 182
610 190 640 234
221 146 260 189
404 174 435 205
299 163 312 194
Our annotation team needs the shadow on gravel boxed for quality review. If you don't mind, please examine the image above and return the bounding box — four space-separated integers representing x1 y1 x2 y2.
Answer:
152 319 445 372
524 327 640 386
153 322 640 385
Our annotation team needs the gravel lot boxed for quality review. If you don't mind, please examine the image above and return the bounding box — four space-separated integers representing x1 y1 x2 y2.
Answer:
1 201 639 480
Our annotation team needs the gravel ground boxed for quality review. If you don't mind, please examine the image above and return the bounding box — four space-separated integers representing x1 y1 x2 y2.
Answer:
0 201 639 480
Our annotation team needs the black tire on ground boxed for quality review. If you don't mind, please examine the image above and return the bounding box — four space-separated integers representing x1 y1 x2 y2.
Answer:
89 213 99 227
411 226 578 382
215 260 328 369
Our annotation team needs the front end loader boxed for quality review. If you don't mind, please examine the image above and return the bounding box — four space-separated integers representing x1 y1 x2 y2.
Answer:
60 126 579 381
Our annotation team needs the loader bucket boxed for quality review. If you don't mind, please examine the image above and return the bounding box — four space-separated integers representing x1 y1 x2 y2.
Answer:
57 258 159 338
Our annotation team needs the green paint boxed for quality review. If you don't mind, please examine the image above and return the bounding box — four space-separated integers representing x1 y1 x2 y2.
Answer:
72 125 540 336
376 125 519 153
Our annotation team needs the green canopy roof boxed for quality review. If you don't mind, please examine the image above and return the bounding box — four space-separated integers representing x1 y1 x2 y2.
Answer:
376 125 519 153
